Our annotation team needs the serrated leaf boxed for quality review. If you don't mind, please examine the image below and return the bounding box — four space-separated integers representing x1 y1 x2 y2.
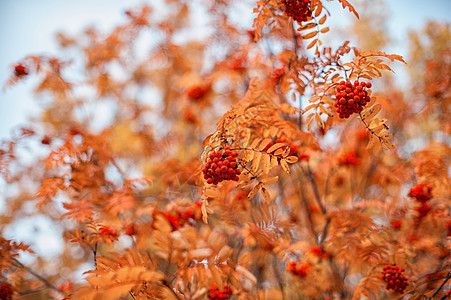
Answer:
315 113 324 129
274 147 285 156
259 138 272 151
242 149 255 164
242 131 251 148
371 124 389 135
259 175 279 185
308 117 314 131
201 201 209 224
248 183 262 199
252 151 262 172
261 153 271 174
382 139 395 150
361 104 381 121
271 156 279 168
236 175 254 188
367 134 376 149
368 118 387 130
282 146 292 157
298 22 317 30
284 156 299 163
304 104 317 112
307 38 318 49
266 142 284 153
250 138 261 149
314 1 323 17
261 186 271 204
280 159 290 173
301 31 318 40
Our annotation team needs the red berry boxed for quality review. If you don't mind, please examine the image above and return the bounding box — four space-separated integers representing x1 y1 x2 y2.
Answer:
14 64 28 77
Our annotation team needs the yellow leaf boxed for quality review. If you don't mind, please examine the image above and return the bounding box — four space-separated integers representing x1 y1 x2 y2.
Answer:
259 138 272 151
320 27 330 33
266 142 284 153
280 159 290 173
284 156 298 164
315 113 324 129
307 38 318 49
259 175 279 185
251 138 261 149
319 15 327 25
298 22 317 31
301 31 318 40
368 118 387 130
270 156 279 168
261 154 271 174
361 104 381 121
252 151 262 172
382 140 395 151
248 183 262 199
261 186 271 204
314 1 323 17
367 134 376 149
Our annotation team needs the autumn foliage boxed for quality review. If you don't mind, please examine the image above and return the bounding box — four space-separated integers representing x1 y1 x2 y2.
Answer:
1 1 450 299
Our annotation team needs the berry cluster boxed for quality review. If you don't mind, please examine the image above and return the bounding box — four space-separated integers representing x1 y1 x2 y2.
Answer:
0 282 13 300
390 219 402 230
338 151 361 166
382 265 408 294
408 183 433 218
203 147 240 185
59 281 73 293
208 284 233 300
334 81 372 119
408 183 433 202
287 261 311 278
186 85 209 101
154 202 202 231
310 245 329 259
282 0 312 23
298 153 310 162
14 64 28 77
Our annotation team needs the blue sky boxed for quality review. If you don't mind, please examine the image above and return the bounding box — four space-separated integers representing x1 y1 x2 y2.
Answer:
1 0 451 141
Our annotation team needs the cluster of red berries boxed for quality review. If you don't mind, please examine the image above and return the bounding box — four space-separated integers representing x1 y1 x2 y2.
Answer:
271 67 287 83
338 151 361 166
390 219 402 230
208 284 233 300
282 0 312 23
408 183 433 218
59 281 73 293
186 85 209 101
287 261 311 278
408 183 433 202
334 81 372 119
382 265 408 294
14 64 28 77
203 147 240 185
310 245 329 259
154 202 202 231
0 282 13 300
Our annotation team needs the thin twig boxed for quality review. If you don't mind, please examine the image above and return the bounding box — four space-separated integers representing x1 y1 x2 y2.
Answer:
429 272 451 299
302 165 327 214
12 258 64 295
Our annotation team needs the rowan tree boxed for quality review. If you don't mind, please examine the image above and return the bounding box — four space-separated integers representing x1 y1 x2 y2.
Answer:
1 1 450 300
